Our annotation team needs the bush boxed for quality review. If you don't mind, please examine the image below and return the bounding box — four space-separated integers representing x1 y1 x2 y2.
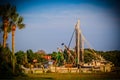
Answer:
0 45 26 79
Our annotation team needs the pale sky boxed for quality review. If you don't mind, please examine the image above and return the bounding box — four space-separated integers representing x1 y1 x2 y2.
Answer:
0 0 120 53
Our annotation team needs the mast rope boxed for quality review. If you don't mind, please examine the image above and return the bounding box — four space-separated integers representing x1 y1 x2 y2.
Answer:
68 29 75 48
79 27 104 60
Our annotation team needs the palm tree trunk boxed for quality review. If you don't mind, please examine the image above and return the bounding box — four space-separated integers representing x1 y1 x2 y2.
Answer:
3 19 9 48
12 29 15 54
12 25 16 73
3 31 7 48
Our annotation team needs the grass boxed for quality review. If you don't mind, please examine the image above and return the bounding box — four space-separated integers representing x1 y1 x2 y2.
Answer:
13 72 120 80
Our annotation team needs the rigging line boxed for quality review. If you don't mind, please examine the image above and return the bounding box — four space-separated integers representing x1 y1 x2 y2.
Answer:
82 33 96 54
79 28 97 54
79 28 93 50
68 29 75 48
80 29 103 60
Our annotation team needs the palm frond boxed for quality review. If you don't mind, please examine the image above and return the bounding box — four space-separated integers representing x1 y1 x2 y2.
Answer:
12 13 19 22
7 25 12 33
11 6 16 14
0 25 3 31
17 23 25 29
0 3 25 32
7 21 12 33
18 16 23 24
11 7 17 20
0 23 3 32
4 3 11 18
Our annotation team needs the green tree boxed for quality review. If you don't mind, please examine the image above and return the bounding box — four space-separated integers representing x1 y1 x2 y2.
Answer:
10 13 25 55
0 44 13 78
84 49 96 63
51 51 64 66
15 51 27 65
34 53 46 63
26 49 34 63
0 3 16 48
10 10 25 73
100 50 120 67
57 51 64 66
0 4 25 73
51 51 57 60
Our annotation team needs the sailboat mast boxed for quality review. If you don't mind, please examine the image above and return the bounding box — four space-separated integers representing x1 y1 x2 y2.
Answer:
80 31 84 63
75 19 84 66
75 20 80 65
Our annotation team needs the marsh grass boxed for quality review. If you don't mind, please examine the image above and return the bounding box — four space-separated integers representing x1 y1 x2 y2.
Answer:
13 72 120 80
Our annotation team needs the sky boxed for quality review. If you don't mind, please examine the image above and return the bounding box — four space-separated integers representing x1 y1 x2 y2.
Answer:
0 0 120 53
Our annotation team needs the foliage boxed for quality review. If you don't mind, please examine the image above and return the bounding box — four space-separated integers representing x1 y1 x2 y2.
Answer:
0 45 26 79
97 50 120 67
15 50 27 65
0 44 13 78
0 3 25 50
34 53 46 63
0 3 25 33
26 49 34 63
15 49 47 66
51 51 57 60
35 50 47 63
84 49 96 63
56 51 64 66
83 49 120 67
50 51 64 66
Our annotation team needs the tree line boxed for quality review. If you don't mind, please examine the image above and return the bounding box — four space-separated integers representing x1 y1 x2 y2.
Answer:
0 39 120 78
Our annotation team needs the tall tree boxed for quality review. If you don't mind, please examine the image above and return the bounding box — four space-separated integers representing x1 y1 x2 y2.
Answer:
0 3 25 73
10 14 25 73
10 12 25 53
0 3 16 48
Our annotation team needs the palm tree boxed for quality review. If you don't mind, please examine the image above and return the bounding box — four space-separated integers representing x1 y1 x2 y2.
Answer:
10 13 25 73
0 3 25 73
0 3 16 48
11 13 25 54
